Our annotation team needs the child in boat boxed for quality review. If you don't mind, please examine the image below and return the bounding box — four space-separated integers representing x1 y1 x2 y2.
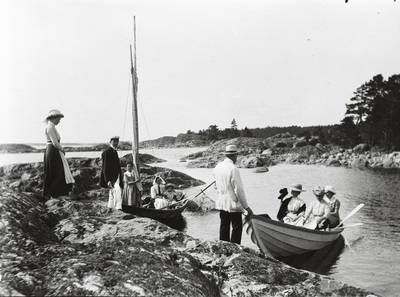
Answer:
325 185 341 228
281 184 307 224
163 183 178 203
121 162 141 207
161 183 187 208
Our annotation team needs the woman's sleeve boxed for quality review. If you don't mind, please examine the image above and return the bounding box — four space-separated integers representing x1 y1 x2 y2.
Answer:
334 200 341 213
46 126 63 151
296 203 306 215
150 186 156 198
123 173 128 184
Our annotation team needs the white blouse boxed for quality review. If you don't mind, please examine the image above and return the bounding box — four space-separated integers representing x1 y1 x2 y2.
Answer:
45 121 63 151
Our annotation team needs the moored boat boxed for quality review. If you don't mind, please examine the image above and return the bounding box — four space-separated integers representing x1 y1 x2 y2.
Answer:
121 17 188 221
122 200 188 220
244 214 344 258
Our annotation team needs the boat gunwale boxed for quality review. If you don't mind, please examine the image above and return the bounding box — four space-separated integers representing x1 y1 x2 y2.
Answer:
252 214 342 236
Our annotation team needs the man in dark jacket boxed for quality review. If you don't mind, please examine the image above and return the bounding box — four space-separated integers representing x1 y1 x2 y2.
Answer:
100 136 124 212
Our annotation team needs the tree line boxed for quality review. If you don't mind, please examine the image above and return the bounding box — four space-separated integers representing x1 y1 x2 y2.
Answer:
185 74 400 151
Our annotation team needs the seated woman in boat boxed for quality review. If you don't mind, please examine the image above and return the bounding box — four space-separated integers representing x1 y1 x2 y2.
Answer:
302 186 330 230
281 184 307 224
325 185 341 228
151 176 168 209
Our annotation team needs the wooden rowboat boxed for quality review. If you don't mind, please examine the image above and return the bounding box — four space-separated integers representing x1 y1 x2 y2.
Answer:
121 200 188 220
244 214 344 258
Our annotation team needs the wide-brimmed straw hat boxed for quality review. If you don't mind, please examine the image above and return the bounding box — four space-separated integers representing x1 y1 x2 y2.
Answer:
224 145 238 155
110 136 120 141
290 184 306 192
312 186 325 196
324 185 336 194
46 109 64 120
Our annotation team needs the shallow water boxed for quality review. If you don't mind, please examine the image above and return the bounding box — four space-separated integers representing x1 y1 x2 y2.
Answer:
1 147 399 296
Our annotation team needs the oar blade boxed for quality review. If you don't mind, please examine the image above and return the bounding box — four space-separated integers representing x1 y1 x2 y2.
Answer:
334 203 365 229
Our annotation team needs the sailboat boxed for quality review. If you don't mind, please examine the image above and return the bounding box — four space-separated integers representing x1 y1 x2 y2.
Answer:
121 17 188 220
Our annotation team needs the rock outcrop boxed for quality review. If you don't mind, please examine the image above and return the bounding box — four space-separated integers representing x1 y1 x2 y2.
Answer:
184 136 400 171
0 188 378 296
140 134 209 149
0 153 205 197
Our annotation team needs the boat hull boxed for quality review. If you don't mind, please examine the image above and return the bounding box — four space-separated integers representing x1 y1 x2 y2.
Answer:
121 200 188 220
244 214 343 258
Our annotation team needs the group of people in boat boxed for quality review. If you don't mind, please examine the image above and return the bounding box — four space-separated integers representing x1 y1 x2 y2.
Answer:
277 183 341 229
149 176 186 209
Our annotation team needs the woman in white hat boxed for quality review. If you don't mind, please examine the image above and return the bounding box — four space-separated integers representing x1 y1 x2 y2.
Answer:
302 186 330 229
281 184 307 224
43 109 75 198
325 185 341 228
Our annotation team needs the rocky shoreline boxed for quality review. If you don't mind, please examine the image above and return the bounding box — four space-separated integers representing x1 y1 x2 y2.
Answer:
2 134 399 172
0 188 378 296
182 135 400 172
0 140 385 296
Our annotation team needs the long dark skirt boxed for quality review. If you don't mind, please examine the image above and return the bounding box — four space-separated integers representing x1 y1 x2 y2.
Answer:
43 144 72 198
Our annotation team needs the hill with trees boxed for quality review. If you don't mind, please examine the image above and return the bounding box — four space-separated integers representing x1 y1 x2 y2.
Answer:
184 73 400 152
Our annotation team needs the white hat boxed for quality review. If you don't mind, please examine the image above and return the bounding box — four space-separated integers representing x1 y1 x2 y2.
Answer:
224 144 238 155
325 185 336 194
290 184 306 192
312 186 325 196
46 109 64 119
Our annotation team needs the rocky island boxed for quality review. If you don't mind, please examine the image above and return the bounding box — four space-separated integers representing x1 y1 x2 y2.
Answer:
183 134 400 171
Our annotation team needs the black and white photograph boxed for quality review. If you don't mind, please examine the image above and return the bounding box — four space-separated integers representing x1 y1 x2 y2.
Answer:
1 0 399 296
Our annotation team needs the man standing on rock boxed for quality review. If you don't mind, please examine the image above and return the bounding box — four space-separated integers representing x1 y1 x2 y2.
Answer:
100 136 124 213
213 144 253 244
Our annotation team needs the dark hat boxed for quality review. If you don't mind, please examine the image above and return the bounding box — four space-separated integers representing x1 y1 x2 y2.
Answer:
166 183 175 189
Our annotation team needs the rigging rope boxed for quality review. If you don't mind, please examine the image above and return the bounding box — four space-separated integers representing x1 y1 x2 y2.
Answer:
122 72 156 157
137 91 156 157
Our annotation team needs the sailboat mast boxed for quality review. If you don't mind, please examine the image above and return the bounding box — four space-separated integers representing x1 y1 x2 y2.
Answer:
130 16 140 171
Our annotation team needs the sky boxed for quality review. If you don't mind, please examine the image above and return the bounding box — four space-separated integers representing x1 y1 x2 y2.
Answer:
1 0 399 144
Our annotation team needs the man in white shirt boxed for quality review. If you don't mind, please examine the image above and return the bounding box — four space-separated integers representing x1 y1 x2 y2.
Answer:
213 145 253 244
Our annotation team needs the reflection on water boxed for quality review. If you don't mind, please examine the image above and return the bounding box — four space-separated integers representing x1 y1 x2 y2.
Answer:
1 148 399 296
278 235 345 275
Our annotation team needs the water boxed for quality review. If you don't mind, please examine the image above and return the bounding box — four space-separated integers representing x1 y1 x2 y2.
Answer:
1 147 399 296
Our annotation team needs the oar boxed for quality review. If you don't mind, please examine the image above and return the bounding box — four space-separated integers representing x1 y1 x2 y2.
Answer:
158 199 188 210
194 181 216 198
335 222 363 229
333 203 364 229
158 181 216 210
